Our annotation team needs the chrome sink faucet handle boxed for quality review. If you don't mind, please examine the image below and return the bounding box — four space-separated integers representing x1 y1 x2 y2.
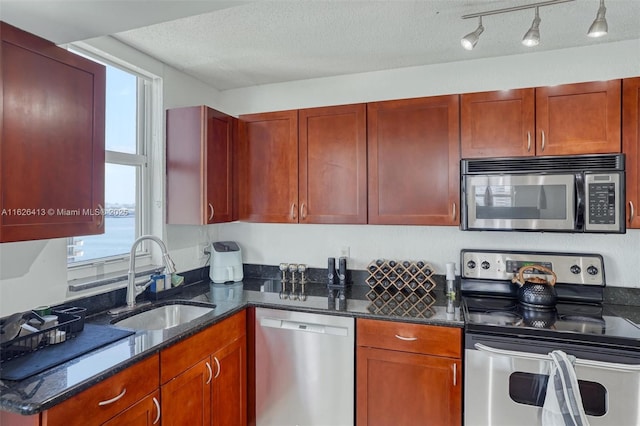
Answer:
279 263 289 300
298 264 307 301
289 264 298 300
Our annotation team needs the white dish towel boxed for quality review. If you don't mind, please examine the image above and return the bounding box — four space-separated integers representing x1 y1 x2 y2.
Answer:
542 350 590 426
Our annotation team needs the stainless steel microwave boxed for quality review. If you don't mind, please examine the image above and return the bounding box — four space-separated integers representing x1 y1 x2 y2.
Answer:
461 154 625 233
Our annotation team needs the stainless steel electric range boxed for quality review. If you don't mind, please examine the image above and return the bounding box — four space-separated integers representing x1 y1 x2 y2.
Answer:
460 249 640 426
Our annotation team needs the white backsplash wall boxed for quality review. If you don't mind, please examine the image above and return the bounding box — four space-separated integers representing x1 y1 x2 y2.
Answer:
218 223 640 288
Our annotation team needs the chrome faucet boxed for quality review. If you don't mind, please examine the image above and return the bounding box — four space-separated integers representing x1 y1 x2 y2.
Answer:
108 235 176 315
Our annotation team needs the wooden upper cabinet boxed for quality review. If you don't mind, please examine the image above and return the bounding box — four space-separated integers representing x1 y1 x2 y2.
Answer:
623 77 640 229
0 22 105 242
367 95 460 225
299 104 367 224
536 80 621 156
461 89 535 158
238 110 298 223
461 80 622 159
166 106 234 225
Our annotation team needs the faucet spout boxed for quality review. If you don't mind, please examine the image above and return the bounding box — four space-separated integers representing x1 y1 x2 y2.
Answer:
126 235 176 308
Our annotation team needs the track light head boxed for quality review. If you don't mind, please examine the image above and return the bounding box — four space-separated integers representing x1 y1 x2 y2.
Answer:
461 17 484 50
588 0 608 37
522 7 541 47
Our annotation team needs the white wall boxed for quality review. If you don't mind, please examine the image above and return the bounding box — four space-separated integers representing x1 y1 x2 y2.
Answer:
1 37 639 316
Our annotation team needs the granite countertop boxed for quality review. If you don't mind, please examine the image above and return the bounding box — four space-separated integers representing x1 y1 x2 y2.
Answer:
0 279 462 416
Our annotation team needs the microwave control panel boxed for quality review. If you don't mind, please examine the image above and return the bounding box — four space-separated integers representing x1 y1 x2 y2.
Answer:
585 173 621 231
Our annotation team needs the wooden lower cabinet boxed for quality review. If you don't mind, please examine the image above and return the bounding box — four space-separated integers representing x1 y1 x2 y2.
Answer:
41 355 159 426
356 319 462 426
161 359 212 425
160 311 247 426
102 390 160 426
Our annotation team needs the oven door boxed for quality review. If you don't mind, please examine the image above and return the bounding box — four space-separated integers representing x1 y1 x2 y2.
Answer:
464 334 640 426
463 174 576 231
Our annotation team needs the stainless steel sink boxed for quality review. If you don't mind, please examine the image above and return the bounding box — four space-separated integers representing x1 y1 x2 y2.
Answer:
112 302 215 331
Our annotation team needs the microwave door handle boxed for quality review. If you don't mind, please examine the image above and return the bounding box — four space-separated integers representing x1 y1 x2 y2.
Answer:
574 174 585 231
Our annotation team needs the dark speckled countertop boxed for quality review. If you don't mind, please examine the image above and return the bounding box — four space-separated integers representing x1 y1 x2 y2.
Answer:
0 278 462 416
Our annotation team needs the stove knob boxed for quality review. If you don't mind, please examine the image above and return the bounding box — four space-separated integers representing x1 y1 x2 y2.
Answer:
481 261 490 270
570 265 581 274
466 260 476 269
587 265 599 276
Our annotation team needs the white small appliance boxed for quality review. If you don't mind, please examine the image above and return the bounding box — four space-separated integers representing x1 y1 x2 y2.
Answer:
209 241 243 283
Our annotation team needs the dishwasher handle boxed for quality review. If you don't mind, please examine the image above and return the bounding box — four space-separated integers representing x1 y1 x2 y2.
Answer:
259 317 349 336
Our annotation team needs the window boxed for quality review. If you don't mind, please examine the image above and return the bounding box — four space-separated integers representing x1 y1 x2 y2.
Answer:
67 54 152 266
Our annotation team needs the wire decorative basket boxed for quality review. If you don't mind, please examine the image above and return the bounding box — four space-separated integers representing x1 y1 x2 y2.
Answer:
365 259 436 318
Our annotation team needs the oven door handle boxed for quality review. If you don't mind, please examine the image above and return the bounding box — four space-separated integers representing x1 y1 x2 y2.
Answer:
474 343 640 372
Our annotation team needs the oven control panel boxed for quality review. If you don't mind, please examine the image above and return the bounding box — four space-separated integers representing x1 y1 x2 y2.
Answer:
461 250 604 286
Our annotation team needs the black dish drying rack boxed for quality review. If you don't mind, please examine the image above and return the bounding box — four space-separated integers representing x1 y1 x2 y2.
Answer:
0 307 86 363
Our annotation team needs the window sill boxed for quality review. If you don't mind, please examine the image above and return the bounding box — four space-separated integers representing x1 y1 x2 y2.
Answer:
68 264 164 292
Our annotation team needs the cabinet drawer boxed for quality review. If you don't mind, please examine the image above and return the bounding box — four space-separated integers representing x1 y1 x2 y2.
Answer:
357 318 461 358
161 310 246 383
42 354 159 426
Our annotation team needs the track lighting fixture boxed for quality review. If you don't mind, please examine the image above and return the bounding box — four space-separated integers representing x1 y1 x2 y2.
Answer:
587 0 608 38
461 17 484 50
460 0 611 50
522 7 541 47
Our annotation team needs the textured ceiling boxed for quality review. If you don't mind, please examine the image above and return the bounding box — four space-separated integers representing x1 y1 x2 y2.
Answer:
2 1 640 91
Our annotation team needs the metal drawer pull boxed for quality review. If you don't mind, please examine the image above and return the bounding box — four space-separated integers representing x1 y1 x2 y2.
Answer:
214 356 221 379
152 397 161 425
541 130 546 151
98 388 126 406
300 203 307 220
453 363 457 386
630 201 635 223
475 343 640 372
291 203 297 220
205 361 213 384
208 203 215 221
394 334 418 341
451 203 457 221
527 132 531 152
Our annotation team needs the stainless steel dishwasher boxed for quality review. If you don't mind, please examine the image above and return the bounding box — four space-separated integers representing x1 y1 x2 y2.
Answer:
255 307 354 426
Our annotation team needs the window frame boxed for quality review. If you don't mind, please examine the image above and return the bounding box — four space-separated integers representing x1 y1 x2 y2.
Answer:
65 43 162 280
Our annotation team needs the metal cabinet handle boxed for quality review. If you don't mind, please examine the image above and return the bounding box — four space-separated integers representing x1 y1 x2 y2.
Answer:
213 356 221 379
98 388 126 406
291 203 297 220
453 363 457 386
152 397 161 425
527 131 531 152
300 203 307 220
451 202 457 221
394 334 417 341
541 130 546 152
208 203 214 222
205 361 213 384
97 204 104 228
630 201 636 223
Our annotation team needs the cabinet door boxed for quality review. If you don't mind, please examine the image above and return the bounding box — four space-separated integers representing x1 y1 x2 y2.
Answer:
367 95 460 225
42 355 159 426
623 77 640 229
0 22 105 242
299 104 367 223
166 106 234 224
161 358 212 426
536 80 621 156
102 390 161 426
212 337 247 426
356 347 461 426
238 110 298 222
461 89 535 158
